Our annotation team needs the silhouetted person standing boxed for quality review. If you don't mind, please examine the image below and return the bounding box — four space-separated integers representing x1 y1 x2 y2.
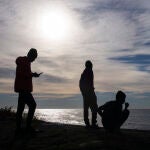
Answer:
98 91 130 132
15 48 41 133
79 60 98 128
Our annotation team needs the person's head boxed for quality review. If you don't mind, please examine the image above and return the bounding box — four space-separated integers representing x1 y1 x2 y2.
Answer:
85 60 93 69
116 91 126 104
27 48 38 62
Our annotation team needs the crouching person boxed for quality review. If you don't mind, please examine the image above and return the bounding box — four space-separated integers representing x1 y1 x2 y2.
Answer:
98 91 130 132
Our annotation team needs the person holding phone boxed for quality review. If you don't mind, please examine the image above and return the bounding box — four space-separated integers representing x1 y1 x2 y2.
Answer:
14 48 42 134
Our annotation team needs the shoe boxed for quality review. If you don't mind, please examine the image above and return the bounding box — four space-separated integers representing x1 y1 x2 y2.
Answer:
15 128 24 137
26 126 37 134
85 124 91 128
91 124 100 129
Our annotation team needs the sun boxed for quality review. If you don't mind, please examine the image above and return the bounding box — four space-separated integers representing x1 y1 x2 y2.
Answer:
39 9 71 41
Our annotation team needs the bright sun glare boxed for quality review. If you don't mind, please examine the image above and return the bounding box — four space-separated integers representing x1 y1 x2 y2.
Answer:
39 9 71 41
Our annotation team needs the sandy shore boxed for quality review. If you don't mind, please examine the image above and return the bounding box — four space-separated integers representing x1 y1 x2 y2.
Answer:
0 113 150 150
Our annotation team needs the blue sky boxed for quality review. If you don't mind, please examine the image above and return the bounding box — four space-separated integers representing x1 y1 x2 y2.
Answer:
0 0 150 108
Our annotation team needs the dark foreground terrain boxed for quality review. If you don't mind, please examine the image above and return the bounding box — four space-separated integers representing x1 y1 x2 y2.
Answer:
0 107 150 150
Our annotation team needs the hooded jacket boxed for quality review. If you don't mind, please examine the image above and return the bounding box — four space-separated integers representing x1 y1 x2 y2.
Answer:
14 56 33 92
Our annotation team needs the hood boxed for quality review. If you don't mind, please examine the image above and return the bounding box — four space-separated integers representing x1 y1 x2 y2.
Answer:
16 56 29 65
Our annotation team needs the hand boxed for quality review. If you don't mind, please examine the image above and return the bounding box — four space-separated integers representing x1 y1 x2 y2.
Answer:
125 102 129 109
32 72 43 77
38 72 43 76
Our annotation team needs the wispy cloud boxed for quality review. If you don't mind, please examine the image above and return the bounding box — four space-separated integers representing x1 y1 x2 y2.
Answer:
0 67 15 78
0 0 150 108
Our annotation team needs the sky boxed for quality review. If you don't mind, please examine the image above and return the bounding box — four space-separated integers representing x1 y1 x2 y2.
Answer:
0 0 150 108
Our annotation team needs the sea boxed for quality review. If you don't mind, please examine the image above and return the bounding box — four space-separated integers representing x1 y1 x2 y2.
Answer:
34 109 150 130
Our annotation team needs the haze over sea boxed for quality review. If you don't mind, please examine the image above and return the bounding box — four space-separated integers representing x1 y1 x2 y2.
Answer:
34 109 150 131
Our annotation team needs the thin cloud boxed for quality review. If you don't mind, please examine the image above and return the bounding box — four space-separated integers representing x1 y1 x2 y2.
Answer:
0 67 15 78
42 74 70 83
0 0 150 108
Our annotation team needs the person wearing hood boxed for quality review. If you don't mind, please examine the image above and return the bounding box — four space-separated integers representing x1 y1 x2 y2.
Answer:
14 48 42 134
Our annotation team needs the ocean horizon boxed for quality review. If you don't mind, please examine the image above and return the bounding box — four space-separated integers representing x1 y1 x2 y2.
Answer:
31 109 150 131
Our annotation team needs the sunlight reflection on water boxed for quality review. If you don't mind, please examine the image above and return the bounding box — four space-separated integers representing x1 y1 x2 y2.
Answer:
35 109 85 125
35 109 150 130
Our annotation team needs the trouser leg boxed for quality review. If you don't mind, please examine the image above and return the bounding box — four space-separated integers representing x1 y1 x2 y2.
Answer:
97 107 103 117
83 100 90 125
102 110 130 131
16 93 25 129
102 118 114 131
118 109 130 128
91 104 98 125
90 92 98 125
25 93 36 128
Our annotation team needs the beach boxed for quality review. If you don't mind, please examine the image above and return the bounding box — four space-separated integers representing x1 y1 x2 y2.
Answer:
0 109 150 150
